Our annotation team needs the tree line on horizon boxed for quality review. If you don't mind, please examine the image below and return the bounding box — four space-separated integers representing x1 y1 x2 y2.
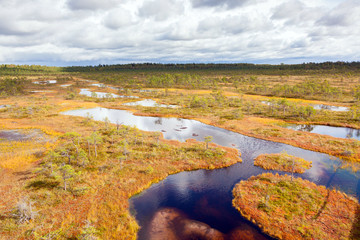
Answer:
0 61 360 75
64 61 360 73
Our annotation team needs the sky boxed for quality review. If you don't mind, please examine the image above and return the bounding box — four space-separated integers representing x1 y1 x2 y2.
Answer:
0 0 359 66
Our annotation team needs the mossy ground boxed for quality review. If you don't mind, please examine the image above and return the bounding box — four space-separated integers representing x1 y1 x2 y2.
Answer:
254 152 312 173
0 92 241 239
232 173 360 240
1 73 360 239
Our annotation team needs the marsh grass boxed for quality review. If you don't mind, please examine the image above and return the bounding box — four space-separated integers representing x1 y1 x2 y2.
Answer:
2 69 360 238
0 140 51 169
0 120 241 239
233 173 360 240
254 152 312 173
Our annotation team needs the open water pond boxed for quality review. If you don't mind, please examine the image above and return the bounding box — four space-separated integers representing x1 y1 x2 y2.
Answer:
312 104 349 112
262 101 349 112
30 90 54 93
287 124 360 141
33 80 57 84
90 83 106 88
79 89 138 99
61 107 360 239
123 99 178 108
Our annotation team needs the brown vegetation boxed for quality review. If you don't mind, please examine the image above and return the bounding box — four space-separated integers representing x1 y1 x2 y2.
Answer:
0 94 241 239
232 173 360 240
1 68 360 239
254 152 312 173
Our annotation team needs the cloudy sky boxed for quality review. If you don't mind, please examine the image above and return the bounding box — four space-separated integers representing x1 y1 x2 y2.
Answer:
0 0 359 66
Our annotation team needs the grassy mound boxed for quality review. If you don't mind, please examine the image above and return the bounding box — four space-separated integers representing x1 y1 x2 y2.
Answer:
232 173 360 240
254 152 311 173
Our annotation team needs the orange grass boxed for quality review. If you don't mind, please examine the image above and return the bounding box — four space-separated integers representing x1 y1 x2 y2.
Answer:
0 78 359 238
0 100 241 239
124 105 360 162
254 152 312 173
232 173 360 240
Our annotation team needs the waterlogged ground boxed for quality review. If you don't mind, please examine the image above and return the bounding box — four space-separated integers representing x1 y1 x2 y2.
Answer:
287 124 360 141
1 75 360 239
0 129 48 142
123 99 178 108
312 104 349 112
62 107 360 239
79 88 139 99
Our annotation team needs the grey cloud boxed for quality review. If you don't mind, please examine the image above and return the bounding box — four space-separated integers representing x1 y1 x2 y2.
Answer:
104 8 134 30
191 0 251 9
0 0 360 65
138 0 184 21
271 0 324 27
318 14 351 27
0 25 31 36
317 0 360 27
198 16 247 35
67 0 118 10
290 39 308 48
161 15 249 42
271 0 304 20
197 14 270 36
60 22 137 50
0 17 40 36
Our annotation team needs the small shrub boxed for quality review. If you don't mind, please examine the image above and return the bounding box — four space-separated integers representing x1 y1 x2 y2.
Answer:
145 166 154 174
79 220 99 240
12 198 37 224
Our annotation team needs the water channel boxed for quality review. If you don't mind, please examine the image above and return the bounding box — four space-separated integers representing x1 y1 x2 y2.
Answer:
61 107 360 239
287 124 360 141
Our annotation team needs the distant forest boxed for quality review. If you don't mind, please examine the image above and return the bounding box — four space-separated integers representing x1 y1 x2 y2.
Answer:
0 61 359 75
64 61 360 72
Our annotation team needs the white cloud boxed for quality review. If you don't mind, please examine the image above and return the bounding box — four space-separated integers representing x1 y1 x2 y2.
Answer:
103 8 135 30
0 0 359 65
191 0 252 9
317 0 360 27
138 0 185 21
67 0 119 10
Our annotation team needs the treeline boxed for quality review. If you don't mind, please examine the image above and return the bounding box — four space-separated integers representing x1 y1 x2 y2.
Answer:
0 64 62 75
64 61 360 74
1 62 359 75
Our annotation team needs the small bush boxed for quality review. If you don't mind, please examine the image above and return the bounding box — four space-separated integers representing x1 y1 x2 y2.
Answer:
12 198 37 224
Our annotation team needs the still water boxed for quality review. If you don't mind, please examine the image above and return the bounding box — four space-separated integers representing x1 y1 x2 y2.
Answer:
33 80 57 84
79 89 139 99
287 124 360 141
312 104 349 112
262 101 349 112
61 107 360 239
123 99 178 108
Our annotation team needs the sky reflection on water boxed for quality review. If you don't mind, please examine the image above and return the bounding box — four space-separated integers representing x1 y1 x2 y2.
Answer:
61 107 360 239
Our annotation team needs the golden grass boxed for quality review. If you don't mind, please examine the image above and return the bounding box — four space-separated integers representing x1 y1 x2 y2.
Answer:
0 141 49 169
254 152 312 173
0 76 359 238
249 116 287 126
0 94 242 239
233 173 360 240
